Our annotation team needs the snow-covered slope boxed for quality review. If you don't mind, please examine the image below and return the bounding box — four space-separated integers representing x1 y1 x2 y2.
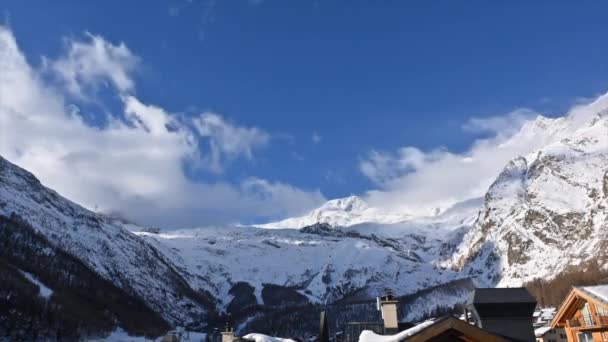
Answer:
136 221 468 311
0 152 479 334
442 96 608 286
133 190 482 312
0 154 477 336
0 156 211 326
257 94 608 291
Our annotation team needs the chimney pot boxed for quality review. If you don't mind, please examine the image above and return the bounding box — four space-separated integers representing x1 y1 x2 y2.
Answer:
378 293 399 334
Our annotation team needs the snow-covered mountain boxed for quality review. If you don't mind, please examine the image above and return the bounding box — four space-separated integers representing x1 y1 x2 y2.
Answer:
443 100 608 286
258 93 608 290
0 154 475 338
1 92 607 338
256 196 412 229
0 156 212 328
137 220 465 311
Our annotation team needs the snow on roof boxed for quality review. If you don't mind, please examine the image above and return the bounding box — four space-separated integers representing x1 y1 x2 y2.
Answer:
581 285 608 304
358 320 435 342
534 307 557 324
242 333 297 342
534 326 551 337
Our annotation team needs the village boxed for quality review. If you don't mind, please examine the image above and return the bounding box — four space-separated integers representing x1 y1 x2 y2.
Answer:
157 284 608 342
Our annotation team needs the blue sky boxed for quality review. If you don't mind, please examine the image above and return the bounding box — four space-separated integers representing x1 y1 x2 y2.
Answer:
2 1 608 227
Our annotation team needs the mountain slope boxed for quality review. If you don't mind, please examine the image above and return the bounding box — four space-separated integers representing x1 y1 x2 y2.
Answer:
0 157 214 334
0 214 170 340
0 155 474 338
255 94 608 293
136 221 466 311
443 109 608 286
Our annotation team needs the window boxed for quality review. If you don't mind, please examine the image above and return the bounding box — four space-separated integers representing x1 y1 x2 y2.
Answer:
582 303 595 326
577 331 594 342
597 304 608 316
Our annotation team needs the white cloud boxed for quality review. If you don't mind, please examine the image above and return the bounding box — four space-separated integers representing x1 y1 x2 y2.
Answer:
45 32 139 97
360 147 445 186
0 26 324 227
240 178 325 217
461 108 537 137
194 112 269 173
360 108 564 215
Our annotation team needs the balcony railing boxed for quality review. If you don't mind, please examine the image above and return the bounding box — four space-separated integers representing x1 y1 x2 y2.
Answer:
568 315 608 328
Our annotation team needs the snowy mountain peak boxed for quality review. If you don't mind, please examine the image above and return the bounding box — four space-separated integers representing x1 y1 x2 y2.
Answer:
256 195 413 229
317 195 368 212
444 108 608 287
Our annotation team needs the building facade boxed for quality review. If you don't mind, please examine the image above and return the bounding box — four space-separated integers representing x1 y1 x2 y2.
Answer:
551 286 608 342
535 326 568 342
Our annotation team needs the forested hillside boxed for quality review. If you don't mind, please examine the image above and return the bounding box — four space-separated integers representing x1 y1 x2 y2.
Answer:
0 214 169 340
525 260 608 308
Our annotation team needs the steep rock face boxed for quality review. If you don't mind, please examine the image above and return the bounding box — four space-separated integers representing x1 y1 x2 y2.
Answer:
0 157 213 328
444 111 608 286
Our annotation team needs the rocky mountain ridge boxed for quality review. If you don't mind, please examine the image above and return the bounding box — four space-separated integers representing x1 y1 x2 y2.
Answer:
443 106 608 285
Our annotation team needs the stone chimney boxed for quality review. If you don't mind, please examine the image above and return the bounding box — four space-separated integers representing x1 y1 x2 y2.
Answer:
221 324 234 342
378 292 399 334
467 288 537 342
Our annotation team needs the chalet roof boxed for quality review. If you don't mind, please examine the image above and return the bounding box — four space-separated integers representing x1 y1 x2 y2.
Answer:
534 326 551 338
359 316 514 342
578 285 608 306
241 333 297 342
551 285 608 328
534 307 557 325
404 316 514 342
468 288 536 305
358 320 435 342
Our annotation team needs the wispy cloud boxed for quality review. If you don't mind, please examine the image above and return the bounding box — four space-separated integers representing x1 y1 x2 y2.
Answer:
194 112 270 173
197 0 217 41
461 108 537 137
0 26 324 227
359 108 563 215
168 5 181 17
312 131 322 143
44 33 139 98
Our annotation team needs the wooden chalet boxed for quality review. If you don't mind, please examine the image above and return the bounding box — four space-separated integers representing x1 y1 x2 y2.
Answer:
551 285 608 342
